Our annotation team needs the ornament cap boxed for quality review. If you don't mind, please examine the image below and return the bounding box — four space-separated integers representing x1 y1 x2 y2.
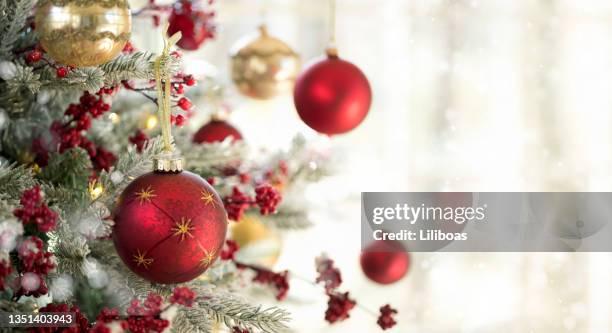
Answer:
326 47 339 58
153 156 184 173
258 24 269 37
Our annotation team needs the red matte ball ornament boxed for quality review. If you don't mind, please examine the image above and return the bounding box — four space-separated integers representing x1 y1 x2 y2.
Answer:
293 49 372 135
360 240 410 285
193 118 243 144
168 0 215 51
113 169 227 284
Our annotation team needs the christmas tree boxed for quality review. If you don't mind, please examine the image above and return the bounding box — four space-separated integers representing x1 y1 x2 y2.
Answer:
0 0 395 332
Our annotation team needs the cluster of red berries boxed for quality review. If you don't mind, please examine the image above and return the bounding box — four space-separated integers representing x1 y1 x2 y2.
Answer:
219 239 240 261
315 254 398 329
33 287 196 333
32 303 90 333
223 185 281 221
129 130 149 152
13 186 58 232
169 286 196 307
15 236 56 297
325 292 357 324
50 90 116 171
254 185 281 215
0 187 59 298
167 0 217 51
236 263 290 301
377 305 398 330
315 256 343 293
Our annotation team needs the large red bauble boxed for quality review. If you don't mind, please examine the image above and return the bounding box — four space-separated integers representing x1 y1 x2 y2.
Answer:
360 240 410 285
168 0 215 51
293 54 372 135
113 171 227 284
192 119 243 144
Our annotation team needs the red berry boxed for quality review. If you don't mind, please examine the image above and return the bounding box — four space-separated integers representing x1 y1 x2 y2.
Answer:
177 97 192 111
174 83 184 94
56 67 68 78
26 50 42 63
175 114 186 126
184 75 196 86
122 41 134 53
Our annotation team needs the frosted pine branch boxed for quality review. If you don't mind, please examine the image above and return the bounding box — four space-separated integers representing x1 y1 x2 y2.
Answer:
49 223 91 277
172 307 213 333
0 0 36 59
264 207 313 230
41 66 106 93
96 136 166 207
189 284 291 333
0 163 36 201
179 137 248 176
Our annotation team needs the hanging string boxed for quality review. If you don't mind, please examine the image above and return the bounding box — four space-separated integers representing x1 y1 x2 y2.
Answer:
259 0 268 27
328 0 336 48
154 23 182 153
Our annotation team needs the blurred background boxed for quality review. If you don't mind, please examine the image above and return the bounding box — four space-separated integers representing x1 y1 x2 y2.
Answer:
134 0 612 332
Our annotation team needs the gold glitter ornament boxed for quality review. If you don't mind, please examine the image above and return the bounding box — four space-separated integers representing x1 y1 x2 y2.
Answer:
35 0 132 67
230 25 300 100
230 215 282 268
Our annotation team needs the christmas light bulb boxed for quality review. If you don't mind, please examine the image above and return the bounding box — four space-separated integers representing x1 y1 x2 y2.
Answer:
88 181 104 200
145 114 158 130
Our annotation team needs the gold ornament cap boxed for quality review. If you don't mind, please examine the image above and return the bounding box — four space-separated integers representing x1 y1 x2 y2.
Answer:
153 156 183 173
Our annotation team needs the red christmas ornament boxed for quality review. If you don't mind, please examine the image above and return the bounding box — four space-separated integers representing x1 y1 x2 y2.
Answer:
113 171 227 284
360 240 409 285
168 0 216 51
193 119 243 144
293 50 372 135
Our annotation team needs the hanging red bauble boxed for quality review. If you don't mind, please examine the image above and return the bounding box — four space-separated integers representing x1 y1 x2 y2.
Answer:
360 240 409 285
293 49 372 135
113 170 227 284
167 0 216 51
193 118 243 144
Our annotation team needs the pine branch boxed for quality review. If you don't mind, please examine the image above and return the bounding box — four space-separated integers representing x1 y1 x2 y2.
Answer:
48 223 91 277
263 207 313 230
39 147 92 190
40 66 106 93
179 137 247 176
0 64 42 113
188 283 291 333
99 51 156 86
96 136 165 207
0 163 36 201
172 307 213 333
0 0 36 59
0 198 15 219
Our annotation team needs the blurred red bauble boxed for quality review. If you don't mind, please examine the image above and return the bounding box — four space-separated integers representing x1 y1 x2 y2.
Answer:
193 119 243 144
360 240 409 285
113 171 227 284
168 0 216 51
293 50 372 135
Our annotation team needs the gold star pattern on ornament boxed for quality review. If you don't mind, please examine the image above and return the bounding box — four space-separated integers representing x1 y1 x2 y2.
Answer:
199 248 217 268
135 186 156 204
133 249 153 269
201 190 217 207
172 217 194 242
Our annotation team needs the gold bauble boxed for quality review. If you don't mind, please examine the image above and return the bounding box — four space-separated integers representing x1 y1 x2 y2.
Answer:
35 0 131 67
230 25 300 100
230 215 282 268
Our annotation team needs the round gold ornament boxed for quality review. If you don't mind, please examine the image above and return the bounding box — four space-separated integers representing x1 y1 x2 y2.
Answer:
230 215 282 268
230 25 300 100
35 0 132 67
